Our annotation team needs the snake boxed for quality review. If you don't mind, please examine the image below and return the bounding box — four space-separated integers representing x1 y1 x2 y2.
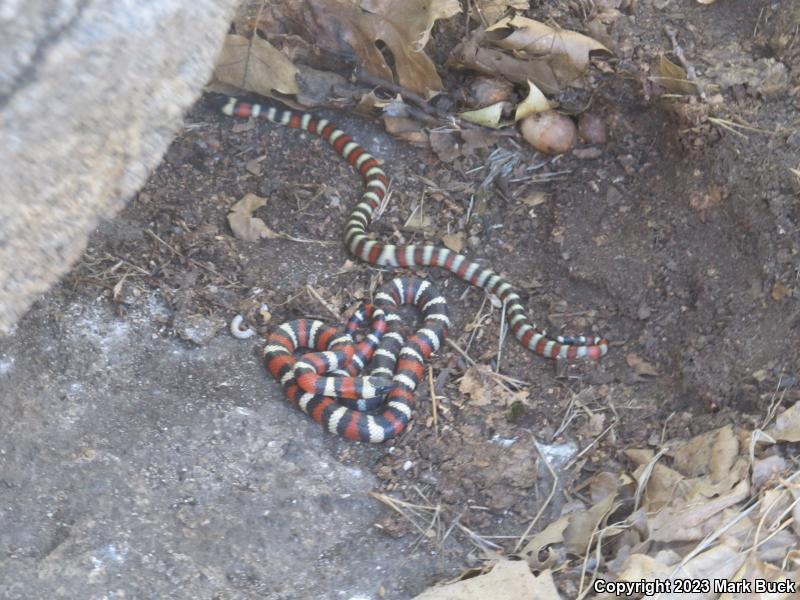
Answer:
264 277 449 442
212 93 609 442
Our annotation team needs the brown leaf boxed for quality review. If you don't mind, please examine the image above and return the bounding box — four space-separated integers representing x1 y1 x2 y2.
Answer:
625 353 658 377
411 560 550 600
383 116 430 146
213 34 299 98
768 401 800 442
476 0 530 25
771 281 792 300
486 16 612 72
306 0 459 96
648 479 750 542
227 194 281 242
442 232 467 252
653 54 697 94
562 492 617 555
458 365 528 408
448 32 584 95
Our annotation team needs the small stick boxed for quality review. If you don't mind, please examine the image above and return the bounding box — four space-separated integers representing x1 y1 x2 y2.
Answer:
428 365 439 436
305 285 341 321
496 297 508 373
446 338 531 388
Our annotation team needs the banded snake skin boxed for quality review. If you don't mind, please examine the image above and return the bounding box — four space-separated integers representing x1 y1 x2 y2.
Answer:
212 94 608 442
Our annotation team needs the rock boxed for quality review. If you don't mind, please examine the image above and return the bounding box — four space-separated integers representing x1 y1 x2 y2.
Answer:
0 0 238 333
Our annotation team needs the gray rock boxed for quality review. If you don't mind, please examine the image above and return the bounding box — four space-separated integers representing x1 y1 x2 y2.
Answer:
0 0 238 333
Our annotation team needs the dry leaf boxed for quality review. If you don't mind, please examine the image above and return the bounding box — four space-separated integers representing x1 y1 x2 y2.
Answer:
771 281 792 300
486 16 611 72
520 191 547 206
625 353 658 377
514 80 551 121
663 544 745 596
448 32 585 95
648 479 750 542
653 54 697 94
563 492 618 554
612 553 674 582
213 34 299 98
459 102 506 128
361 0 461 50
307 0 459 95
476 0 530 25
636 463 684 511
458 365 528 407
768 401 800 442
228 193 280 242
411 560 547 600
519 516 569 558
442 232 467 252
405 207 433 229
459 365 494 406
672 425 735 478
383 115 429 146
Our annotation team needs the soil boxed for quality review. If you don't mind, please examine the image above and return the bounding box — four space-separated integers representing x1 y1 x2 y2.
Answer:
3 0 799 598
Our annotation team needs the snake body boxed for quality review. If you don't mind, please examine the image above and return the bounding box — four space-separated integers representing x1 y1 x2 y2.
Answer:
265 277 449 442
213 94 608 442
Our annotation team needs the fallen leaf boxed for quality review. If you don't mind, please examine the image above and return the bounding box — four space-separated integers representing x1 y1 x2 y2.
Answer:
486 16 611 71
562 492 618 554
476 0 530 25
768 401 800 442
671 425 734 478
442 232 467 252
411 560 549 600
653 54 697 94
459 365 494 406
459 102 506 128
611 553 674 582
458 365 528 408
405 207 433 230
383 115 429 146
771 281 792 300
520 191 547 206
306 0 459 95
648 479 750 542
626 353 658 377
519 516 569 558
661 543 745 597
514 80 551 121
448 31 585 95
228 193 281 242
213 34 299 98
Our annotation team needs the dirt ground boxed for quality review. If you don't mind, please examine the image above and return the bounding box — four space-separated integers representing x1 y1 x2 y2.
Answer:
2 0 799 598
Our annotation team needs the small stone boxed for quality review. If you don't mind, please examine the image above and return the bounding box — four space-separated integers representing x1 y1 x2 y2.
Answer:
573 146 603 160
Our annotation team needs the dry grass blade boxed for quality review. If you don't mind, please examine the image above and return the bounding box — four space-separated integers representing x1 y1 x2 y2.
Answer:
446 338 531 389
514 438 559 552
305 285 341 320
